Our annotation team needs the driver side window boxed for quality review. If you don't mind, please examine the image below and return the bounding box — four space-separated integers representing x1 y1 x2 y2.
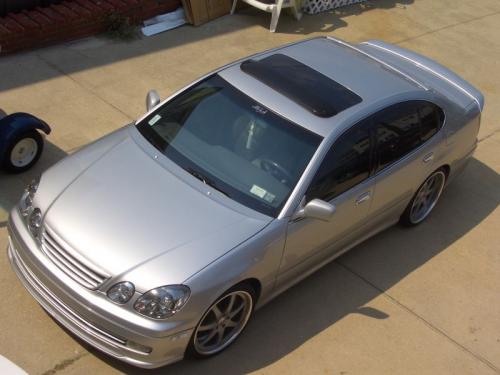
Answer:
307 120 372 202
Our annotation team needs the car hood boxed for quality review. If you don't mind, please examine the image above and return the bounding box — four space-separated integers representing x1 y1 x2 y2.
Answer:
44 131 271 288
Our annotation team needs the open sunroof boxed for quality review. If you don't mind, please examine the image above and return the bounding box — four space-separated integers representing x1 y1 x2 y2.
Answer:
240 54 362 118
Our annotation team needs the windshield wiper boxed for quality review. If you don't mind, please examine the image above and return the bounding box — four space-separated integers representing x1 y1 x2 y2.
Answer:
184 167 230 197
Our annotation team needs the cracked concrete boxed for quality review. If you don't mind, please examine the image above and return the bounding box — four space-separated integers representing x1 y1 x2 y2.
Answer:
0 0 499 373
40 353 89 375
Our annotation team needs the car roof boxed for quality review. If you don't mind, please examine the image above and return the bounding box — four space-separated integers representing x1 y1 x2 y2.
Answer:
218 37 427 138
240 53 363 118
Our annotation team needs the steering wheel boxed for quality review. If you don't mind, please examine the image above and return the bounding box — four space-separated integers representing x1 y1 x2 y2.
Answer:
260 158 293 185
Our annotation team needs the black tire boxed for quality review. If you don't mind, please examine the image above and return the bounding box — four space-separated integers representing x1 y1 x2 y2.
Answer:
400 168 447 227
2 130 43 173
187 282 256 359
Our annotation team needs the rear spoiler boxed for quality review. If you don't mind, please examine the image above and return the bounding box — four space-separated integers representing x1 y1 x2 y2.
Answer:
357 40 484 112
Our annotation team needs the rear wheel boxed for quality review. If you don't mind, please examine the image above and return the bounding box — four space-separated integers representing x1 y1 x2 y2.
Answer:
400 168 446 226
189 283 255 358
3 130 43 173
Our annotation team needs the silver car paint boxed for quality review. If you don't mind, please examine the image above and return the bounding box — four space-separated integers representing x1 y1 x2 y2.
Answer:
358 40 485 110
7 37 482 368
44 132 270 287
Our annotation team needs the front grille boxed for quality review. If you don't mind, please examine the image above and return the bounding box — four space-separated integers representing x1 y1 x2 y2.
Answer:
41 226 108 289
10 244 127 349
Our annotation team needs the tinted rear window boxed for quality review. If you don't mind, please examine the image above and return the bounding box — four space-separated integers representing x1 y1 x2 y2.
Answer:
240 54 362 118
375 102 422 171
374 101 444 172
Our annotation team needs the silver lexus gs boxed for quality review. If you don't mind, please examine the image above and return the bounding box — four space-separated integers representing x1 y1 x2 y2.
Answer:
7 37 483 368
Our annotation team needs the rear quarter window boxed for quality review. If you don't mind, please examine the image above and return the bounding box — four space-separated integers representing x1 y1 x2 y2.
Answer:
419 103 445 142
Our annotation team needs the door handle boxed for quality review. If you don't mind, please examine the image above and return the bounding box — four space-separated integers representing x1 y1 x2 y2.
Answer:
355 192 371 205
423 152 434 163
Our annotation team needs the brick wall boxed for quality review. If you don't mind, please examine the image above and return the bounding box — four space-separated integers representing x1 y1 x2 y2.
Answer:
0 0 181 54
1 1 63 17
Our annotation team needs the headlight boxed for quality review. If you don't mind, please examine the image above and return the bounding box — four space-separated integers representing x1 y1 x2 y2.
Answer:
28 208 42 238
134 285 190 319
19 177 40 217
107 281 135 304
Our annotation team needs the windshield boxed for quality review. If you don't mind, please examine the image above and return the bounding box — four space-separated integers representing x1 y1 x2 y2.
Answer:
137 75 322 217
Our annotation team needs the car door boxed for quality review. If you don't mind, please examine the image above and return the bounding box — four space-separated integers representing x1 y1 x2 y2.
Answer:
367 101 445 227
277 119 375 284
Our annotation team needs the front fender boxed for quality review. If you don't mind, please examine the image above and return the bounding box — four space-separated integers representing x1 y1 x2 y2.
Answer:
0 112 51 139
0 112 51 162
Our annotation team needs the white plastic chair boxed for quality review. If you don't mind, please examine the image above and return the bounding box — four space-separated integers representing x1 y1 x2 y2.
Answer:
231 0 302 32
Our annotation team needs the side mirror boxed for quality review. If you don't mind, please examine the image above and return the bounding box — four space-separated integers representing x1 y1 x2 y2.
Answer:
146 90 161 112
293 198 336 222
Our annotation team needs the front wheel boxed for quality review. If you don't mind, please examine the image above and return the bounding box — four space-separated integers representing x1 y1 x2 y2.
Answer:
188 284 255 358
400 169 447 226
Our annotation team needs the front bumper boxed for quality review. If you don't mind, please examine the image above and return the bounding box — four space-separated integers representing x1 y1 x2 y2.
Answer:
7 209 193 369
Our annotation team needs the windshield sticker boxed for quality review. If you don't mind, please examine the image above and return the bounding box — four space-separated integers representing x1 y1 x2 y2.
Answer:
263 192 276 203
250 185 275 203
250 184 267 199
148 114 161 126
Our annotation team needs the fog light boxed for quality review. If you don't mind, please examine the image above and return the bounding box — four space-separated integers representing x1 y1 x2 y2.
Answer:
28 208 42 238
107 281 135 304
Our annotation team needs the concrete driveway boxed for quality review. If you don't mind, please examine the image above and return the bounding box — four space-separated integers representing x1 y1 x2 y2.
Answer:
0 0 499 373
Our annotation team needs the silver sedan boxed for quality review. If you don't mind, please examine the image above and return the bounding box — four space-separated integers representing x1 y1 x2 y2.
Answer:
7 37 483 368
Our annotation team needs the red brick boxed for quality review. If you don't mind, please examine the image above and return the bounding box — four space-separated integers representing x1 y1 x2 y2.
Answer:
0 33 18 43
5 38 33 50
8 13 39 30
0 0 182 55
122 3 141 16
24 10 54 27
89 0 115 11
40 23 61 34
0 17 25 33
40 33 68 44
104 0 128 10
141 3 178 18
141 2 158 11
73 25 105 36
36 7 66 23
0 24 11 35
62 1 93 17
51 4 80 19
7 35 31 45
74 0 101 14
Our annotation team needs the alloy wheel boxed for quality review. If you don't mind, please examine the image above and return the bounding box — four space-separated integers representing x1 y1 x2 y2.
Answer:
409 170 446 224
193 290 253 356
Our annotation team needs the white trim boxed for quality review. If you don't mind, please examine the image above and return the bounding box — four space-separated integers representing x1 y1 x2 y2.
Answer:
361 42 481 110
326 37 428 90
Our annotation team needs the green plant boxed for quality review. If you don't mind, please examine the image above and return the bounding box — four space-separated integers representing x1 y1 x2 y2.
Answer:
105 13 139 41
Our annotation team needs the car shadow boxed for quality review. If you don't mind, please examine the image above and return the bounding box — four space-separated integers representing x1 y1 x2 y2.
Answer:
0 140 67 225
77 157 498 373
